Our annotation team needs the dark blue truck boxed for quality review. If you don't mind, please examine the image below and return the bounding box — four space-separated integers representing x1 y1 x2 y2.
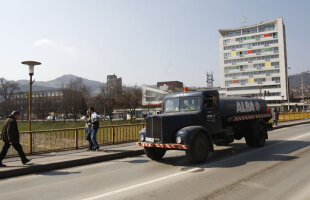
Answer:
137 89 272 163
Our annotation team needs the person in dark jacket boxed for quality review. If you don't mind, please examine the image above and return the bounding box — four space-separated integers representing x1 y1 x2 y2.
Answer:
0 111 31 167
272 107 279 126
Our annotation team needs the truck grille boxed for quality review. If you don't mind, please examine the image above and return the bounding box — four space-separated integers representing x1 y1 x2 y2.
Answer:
146 116 162 140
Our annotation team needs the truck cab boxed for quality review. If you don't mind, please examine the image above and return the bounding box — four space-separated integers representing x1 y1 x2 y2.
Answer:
137 89 271 163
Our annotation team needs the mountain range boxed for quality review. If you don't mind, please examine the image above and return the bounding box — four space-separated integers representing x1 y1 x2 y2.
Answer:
14 74 104 96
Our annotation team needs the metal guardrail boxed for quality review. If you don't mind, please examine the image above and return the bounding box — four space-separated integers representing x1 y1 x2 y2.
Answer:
278 112 310 122
0 123 146 155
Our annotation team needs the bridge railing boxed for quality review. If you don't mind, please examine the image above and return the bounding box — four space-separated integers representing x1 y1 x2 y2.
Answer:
0 123 146 155
278 112 310 122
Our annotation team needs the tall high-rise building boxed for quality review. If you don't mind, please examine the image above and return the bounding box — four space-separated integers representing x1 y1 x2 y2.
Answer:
219 18 288 101
106 74 122 98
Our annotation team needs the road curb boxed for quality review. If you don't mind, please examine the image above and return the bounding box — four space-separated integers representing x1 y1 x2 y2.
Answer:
271 120 310 130
0 149 144 179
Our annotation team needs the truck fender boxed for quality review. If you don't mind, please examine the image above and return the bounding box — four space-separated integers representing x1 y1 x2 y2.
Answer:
176 126 214 152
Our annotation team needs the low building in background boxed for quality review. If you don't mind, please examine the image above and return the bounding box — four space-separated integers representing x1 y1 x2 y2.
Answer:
11 89 63 119
142 81 184 106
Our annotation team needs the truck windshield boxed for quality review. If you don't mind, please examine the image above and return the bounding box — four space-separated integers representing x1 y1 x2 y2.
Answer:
164 96 201 113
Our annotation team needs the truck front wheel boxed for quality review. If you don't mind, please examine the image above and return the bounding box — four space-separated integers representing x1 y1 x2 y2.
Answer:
245 120 267 147
186 133 209 163
144 147 166 160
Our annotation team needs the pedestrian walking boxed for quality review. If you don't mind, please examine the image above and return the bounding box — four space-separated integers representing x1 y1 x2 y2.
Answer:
0 111 31 167
85 110 93 151
88 107 100 151
272 107 279 126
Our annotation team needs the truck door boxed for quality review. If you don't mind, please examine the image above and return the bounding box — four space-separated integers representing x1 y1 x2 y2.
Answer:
203 92 221 133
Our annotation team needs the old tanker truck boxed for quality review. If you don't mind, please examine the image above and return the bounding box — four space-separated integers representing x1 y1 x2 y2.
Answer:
136 89 272 163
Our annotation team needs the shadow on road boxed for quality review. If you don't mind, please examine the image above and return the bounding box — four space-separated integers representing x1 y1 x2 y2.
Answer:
157 140 310 169
126 159 149 164
36 171 81 176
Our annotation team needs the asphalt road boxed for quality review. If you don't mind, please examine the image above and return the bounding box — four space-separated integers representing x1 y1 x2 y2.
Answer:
1 124 310 200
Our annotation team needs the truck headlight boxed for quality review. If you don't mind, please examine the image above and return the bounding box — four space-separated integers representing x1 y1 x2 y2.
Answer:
176 136 182 144
139 134 145 142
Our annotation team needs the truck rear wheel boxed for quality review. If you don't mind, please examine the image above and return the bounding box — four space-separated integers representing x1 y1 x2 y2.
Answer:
245 120 267 147
144 147 166 160
186 133 209 163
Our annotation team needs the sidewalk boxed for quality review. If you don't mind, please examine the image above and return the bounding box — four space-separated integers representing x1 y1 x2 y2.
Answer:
0 143 144 179
271 118 310 130
1 118 310 179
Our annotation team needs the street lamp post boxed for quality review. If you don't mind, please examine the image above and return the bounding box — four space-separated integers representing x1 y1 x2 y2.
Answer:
21 61 41 154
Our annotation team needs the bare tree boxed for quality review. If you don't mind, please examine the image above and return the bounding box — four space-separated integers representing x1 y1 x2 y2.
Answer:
32 94 53 121
117 86 142 121
0 78 20 101
62 78 89 122
0 78 20 116
87 85 117 119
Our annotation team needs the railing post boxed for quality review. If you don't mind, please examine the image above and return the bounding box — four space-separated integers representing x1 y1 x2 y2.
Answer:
75 129 78 149
112 126 115 145
28 131 32 155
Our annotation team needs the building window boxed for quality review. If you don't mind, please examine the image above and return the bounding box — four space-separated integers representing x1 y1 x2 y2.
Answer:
242 27 258 35
223 39 230 45
224 39 278 51
258 23 276 32
226 30 241 37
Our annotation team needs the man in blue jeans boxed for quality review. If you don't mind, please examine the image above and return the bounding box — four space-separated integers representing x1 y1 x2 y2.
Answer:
88 107 100 151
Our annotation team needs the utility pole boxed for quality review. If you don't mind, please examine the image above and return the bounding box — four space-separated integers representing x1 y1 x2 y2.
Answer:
287 67 291 111
301 71 310 111
302 74 304 111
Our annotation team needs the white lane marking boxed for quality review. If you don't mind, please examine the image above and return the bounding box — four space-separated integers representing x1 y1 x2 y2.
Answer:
271 127 289 132
82 132 310 200
82 167 210 200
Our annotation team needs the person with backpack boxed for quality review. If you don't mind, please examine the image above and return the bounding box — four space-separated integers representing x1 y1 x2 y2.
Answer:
0 111 31 167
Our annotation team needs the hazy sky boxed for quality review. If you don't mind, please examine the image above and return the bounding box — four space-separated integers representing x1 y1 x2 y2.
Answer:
0 0 309 87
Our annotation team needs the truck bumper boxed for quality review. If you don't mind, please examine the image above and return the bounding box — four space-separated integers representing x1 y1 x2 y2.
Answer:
136 142 189 150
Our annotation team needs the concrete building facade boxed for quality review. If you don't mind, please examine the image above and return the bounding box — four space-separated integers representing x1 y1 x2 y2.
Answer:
219 18 288 101
106 75 122 98
142 81 184 106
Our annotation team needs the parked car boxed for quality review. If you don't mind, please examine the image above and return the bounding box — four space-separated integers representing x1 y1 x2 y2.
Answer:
127 114 136 120
99 115 110 120
47 115 54 120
